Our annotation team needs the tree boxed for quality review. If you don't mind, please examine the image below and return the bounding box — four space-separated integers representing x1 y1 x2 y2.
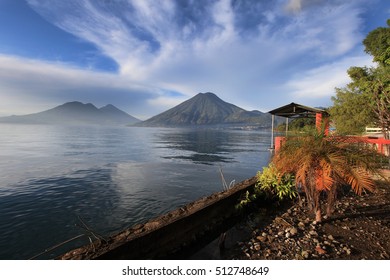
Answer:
363 19 390 66
271 130 382 222
277 117 316 133
348 66 390 139
329 20 390 138
330 68 377 135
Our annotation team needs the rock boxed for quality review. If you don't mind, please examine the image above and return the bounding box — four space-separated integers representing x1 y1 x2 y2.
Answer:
298 222 305 228
302 250 310 259
309 230 318 236
278 231 284 237
343 247 351 255
285 232 291 238
290 227 298 236
327 235 334 241
262 232 267 237
256 236 267 243
315 246 326 255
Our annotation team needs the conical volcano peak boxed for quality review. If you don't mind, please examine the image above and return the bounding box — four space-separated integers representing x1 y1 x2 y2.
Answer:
139 92 269 127
200 92 216 96
196 92 219 99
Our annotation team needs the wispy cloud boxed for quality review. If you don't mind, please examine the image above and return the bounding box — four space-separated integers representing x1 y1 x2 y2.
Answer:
284 0 323 14
283 55 374 101
0 55 175 118
2 0 381 115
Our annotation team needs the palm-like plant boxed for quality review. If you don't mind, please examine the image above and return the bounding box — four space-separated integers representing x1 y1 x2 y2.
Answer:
272 130 383 222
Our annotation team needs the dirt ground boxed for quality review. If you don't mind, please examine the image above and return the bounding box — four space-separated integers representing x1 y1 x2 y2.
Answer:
187 173 390 260
223 176 390 260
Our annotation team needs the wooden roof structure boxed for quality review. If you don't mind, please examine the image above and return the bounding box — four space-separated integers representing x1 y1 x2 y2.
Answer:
268 102 329 118
268 102 329 150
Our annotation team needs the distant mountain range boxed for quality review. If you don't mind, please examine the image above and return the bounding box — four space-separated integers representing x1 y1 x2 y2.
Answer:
0 102 140 125
0 93 277 127
138 92 272 127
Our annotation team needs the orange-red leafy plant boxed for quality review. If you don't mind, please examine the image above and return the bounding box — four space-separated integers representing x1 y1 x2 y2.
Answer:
272 130 383 222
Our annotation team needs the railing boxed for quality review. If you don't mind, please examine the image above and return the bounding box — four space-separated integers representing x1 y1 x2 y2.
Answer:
365 127 382 133
274 135 390 156
362 136 390 156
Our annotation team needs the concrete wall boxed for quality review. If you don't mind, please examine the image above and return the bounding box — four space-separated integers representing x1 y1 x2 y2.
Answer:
59 176 257 260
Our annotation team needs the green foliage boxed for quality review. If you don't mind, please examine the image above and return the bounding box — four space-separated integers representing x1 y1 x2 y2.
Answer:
276 118 316 133
237 164 297 209
256 165 297 201
329 20 390 137
236 190 257 209
363 19 390 66
330 85 376 135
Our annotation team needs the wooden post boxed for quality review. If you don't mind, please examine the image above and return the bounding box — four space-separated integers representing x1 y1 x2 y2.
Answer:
271 114 275 149
286 117 289 136
315 112 322 133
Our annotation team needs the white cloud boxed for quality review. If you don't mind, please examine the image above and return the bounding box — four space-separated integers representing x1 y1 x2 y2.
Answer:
283 55 374 99
147 96 186 112
284 0 326 14
14 0 384 115
0 55 169 118
285 0 304 14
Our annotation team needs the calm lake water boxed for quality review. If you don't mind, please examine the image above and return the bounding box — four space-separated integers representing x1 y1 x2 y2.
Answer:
0 124 272 259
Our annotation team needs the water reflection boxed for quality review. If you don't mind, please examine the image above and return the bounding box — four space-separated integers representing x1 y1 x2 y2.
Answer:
0 168 121 259
0 125 272 259
154 128 264 164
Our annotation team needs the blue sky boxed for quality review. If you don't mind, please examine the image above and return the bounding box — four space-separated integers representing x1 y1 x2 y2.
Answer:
0 0 389 119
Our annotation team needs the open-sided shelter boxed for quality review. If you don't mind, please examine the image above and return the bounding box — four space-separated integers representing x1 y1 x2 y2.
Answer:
268 102 330 149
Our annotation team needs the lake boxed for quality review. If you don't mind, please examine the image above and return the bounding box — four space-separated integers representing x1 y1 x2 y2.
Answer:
0 124 272 259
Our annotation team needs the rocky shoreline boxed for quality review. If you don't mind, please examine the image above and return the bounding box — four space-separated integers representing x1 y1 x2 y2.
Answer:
193 177 390 260
229 178 390 260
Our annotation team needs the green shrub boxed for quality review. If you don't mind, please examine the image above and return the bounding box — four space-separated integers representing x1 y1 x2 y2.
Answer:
256 164 297 201
237 164 297 210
